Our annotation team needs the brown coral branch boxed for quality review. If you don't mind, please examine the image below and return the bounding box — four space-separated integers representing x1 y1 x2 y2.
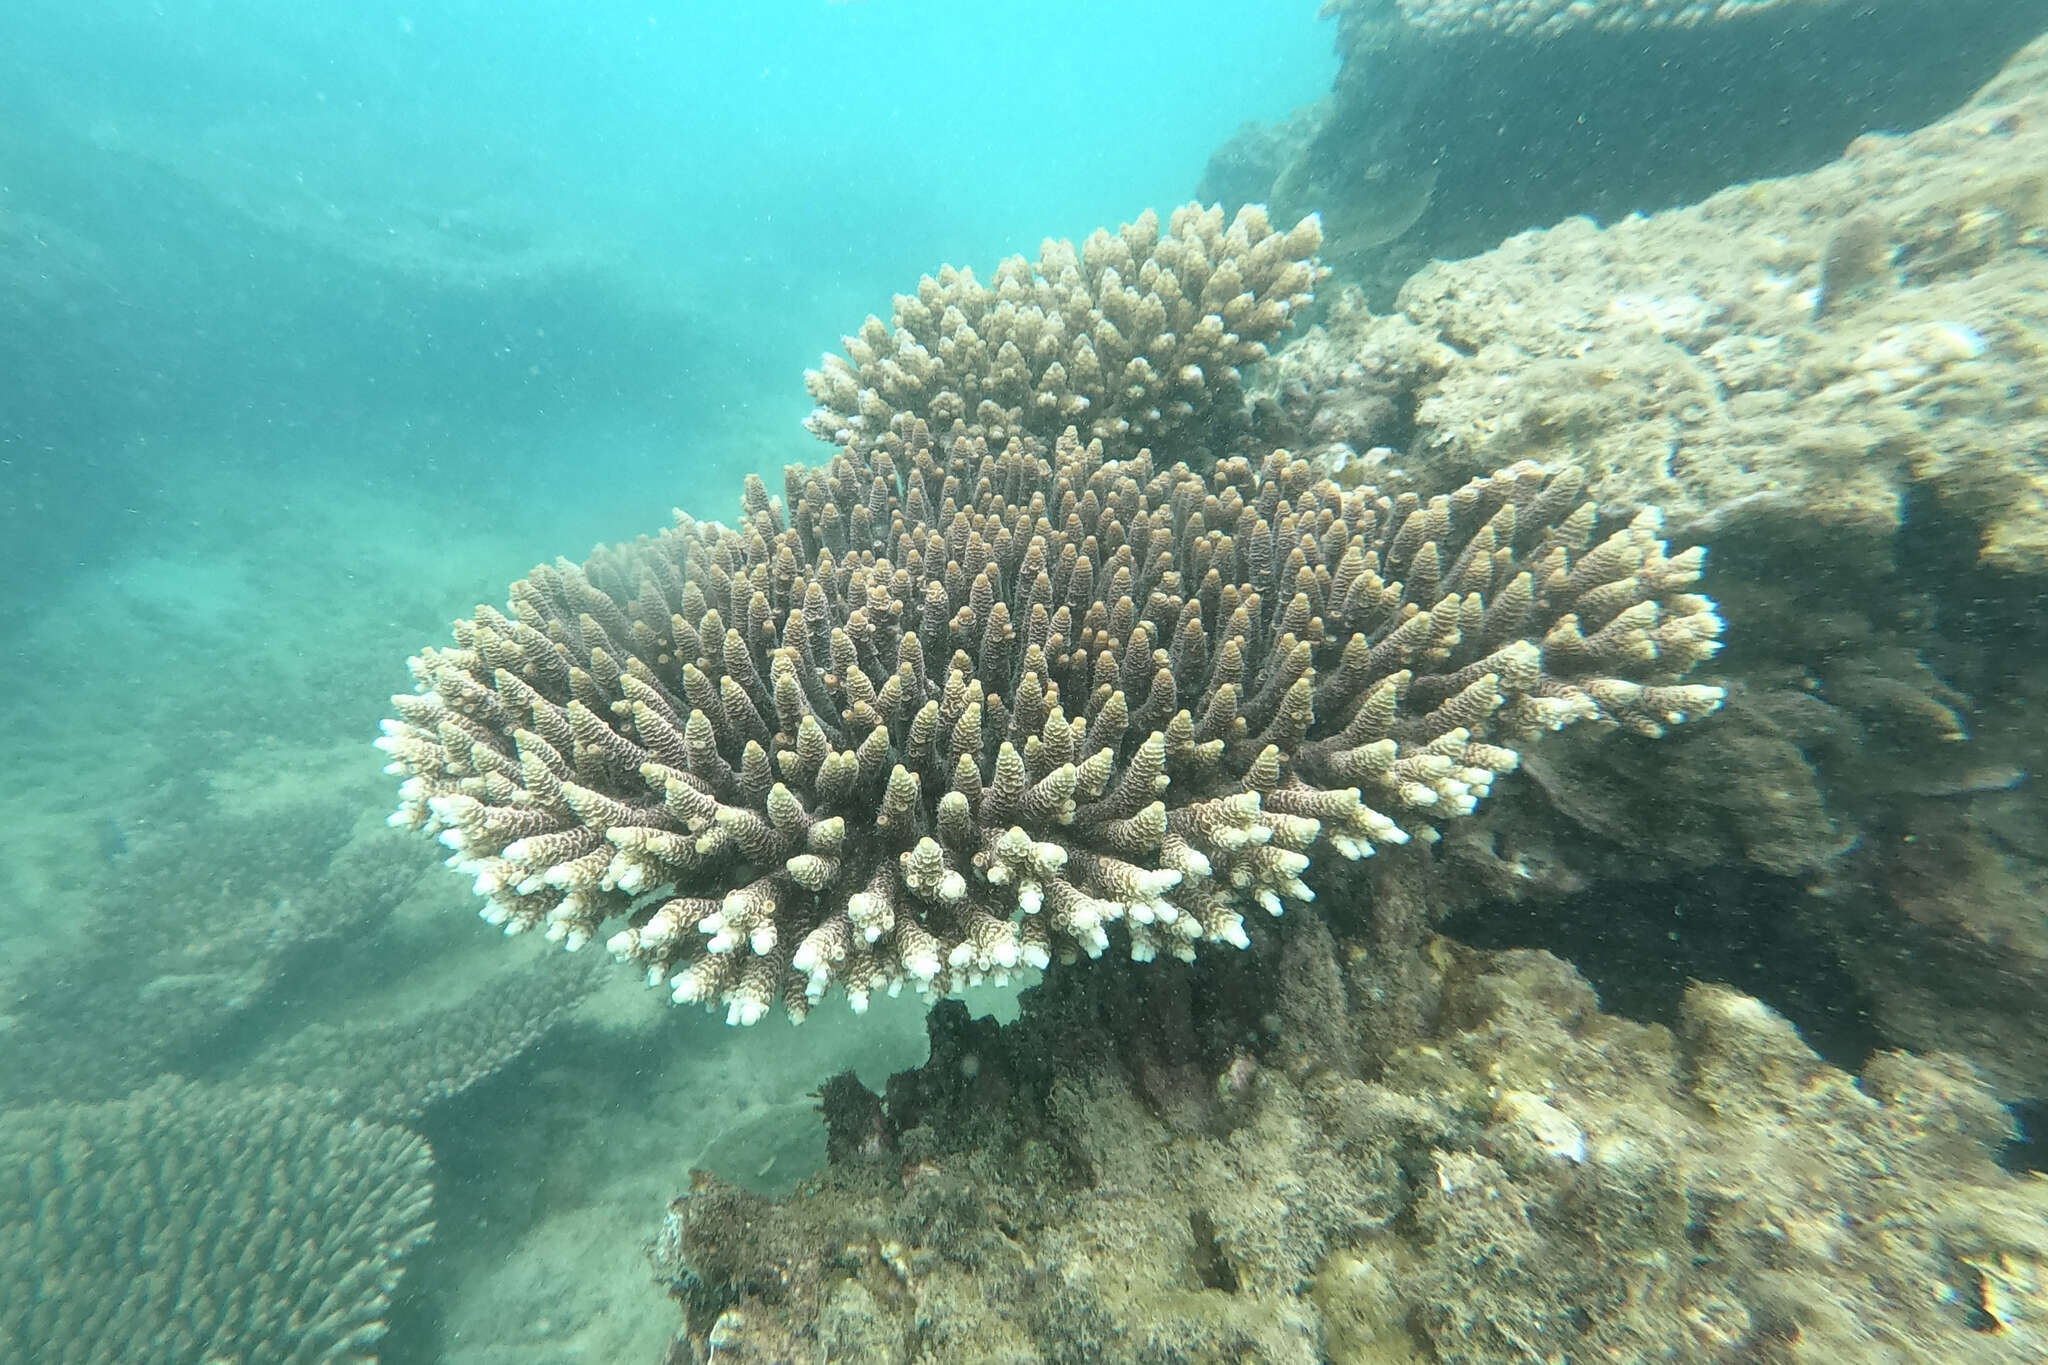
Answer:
804 202 1324 461
381 418 1721 1026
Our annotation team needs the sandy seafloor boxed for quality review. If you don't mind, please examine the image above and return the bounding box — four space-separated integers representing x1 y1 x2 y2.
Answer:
0 423 1027 1362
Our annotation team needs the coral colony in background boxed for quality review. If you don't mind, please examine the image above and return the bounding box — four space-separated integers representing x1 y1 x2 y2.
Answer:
377 204 1724 1025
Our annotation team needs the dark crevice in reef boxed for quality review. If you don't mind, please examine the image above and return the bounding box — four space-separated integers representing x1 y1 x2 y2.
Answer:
873 941 1284 1173
1899 480 2048 691
1442 870 1885 1075
2010 1101 2048 1174
1187 1210 1240 1293
1380 383 1421 456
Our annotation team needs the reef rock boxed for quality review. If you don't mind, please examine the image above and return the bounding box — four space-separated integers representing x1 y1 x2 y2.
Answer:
1205 0 2046 305
1252 32 2048 1102
652 934 2048 1365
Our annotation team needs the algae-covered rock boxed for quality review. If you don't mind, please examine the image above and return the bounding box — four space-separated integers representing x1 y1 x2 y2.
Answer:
1206 0 2044 307
650 936 2048 1364
1261 36 2048 576
1252 33 2048 1101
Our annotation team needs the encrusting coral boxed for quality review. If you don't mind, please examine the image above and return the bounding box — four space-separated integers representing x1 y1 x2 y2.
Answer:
804 202 1323 461
378 206 1723 1028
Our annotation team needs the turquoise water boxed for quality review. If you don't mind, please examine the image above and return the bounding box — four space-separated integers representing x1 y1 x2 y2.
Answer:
6 2 2047 1362
3 0 1331 591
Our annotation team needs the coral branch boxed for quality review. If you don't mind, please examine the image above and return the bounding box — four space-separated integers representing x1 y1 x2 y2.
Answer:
381 420 1721 1024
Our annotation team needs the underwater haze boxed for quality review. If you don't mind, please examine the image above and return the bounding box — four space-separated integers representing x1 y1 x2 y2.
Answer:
3 0 1331 590
4 3 1335 1361
7 1 2048 1363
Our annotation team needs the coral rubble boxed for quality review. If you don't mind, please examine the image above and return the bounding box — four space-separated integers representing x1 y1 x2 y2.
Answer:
654 938 2048 1365
0 1080 434 1364
381 390 1720 1024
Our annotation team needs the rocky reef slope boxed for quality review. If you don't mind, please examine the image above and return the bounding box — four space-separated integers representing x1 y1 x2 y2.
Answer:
1204 0 2046 305
649 32 2048 1365
1255 30 2048 1105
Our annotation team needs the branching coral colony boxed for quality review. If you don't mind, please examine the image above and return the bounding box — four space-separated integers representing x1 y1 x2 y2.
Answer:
378 204 1724 1026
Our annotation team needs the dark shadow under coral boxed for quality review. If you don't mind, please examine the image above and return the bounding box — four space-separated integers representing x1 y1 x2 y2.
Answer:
1442 870 1883 1074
